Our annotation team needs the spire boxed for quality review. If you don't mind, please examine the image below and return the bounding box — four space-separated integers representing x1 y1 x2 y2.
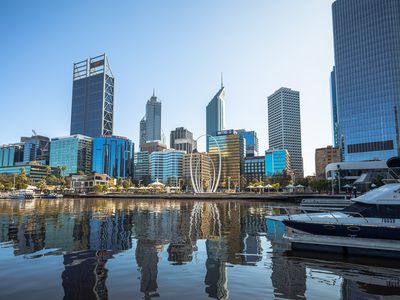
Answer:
221 72 224 88
153 88 155 97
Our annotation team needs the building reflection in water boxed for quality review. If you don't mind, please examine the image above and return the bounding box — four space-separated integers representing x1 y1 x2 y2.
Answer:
1 199 398 299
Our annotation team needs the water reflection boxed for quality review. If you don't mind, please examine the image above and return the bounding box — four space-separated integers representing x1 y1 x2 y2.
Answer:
0 199 399 299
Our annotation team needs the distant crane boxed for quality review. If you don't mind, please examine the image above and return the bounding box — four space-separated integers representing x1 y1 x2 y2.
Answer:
32 130 37 136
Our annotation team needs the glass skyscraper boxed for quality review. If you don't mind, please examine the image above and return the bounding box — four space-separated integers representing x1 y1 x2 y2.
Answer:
332 0 400 162
267 87 303 179
133 151 150 184
206 80 225 150
237 129 259 157
265 149 292 177
92 136 133 179
0 143 24 167
50 135 92 176
20 134 50 165
139 91 162 145
149 149 185 185
70 54 114 138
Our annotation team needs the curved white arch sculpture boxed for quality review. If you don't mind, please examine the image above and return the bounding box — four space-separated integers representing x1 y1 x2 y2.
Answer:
189 134 222 193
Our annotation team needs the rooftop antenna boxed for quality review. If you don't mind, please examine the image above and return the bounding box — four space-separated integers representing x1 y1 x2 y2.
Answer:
221 72 224 88
153 88 155 97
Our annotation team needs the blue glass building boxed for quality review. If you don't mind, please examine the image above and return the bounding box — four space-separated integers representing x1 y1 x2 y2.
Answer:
265 149 291 177
332 0 400 161
70 54 114 138
50 135 93 176
92 135 133 179
206 79 225 150
0 143 24 167
20 135 50 165
237 129 259 157
330 67 339 148
149 149 185 185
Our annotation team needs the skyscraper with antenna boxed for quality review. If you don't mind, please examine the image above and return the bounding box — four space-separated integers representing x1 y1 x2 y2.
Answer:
139 90 162 146
206 74 226 150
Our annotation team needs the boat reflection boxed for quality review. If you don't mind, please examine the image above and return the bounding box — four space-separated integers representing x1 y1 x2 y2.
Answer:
0 199 399 299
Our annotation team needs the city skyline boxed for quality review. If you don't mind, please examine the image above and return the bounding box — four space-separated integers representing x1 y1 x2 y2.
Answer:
1 1 335 176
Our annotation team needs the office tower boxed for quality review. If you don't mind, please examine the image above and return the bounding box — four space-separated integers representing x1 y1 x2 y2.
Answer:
139 91 162 145
133 151 150 184
92 135 133 179
20 134 50 165
332 0 400 161
237 129 259 157
0 143 24 167
206 78 225 150
243 156 265 183
330 67 339 148
267 87 303 178
50 135 92 176
140 141 167 154
265 149 292 177
315 146 341 179
149 149 185 185
182 152 211 189
70 54 114 138
208 130 245 189
170 127 197 153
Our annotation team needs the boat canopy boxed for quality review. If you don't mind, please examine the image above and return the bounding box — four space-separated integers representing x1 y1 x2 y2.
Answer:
355 183 400 205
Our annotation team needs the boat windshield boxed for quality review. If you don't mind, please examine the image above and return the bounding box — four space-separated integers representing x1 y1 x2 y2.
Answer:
343 202 400 218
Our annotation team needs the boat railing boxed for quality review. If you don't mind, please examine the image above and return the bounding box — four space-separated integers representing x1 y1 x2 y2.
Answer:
284 208 369 224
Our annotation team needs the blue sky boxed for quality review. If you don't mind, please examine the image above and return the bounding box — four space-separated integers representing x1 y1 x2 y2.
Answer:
0 0 335 176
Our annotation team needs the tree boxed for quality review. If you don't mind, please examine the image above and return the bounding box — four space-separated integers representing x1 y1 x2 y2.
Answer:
94 184 103 193
309 179 330 193
122 180 129 189
240 175 247 191
37 179 47 191
15 168 28 190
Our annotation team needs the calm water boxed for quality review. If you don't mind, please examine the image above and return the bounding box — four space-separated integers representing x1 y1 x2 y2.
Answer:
0 199 400 300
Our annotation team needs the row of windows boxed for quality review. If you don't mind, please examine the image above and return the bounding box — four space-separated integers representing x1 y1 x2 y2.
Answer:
347 140 394 154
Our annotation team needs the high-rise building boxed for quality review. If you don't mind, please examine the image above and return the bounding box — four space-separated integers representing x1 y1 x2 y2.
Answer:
265 149 292 178
170 127 197 153
330 67 339 148
332 0 400 162
206 79 225 150
92 135 133 179
20 134 50 165
208 130 245 189
315 146 341 179
182 152 211 189
133 151 150 185
139 91 162 145
244 156 265 183
140 140 167 154
70 54 114 138
267 87 303 178
237 129 259 157
50 135 92 176
0 143 24 167
149 149 185 185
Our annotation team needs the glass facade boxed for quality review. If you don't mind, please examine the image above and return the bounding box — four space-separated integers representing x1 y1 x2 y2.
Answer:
237 130 259 157
0 144 24 167
149 149 185 185
330 67 339 148
332 0 400 161
206 85 225 150
50 135 92 176
267 88 303 178
0 164 54 183
265 149 291 177
20 135 50 165
70 54 114 138
92 136 133 179
133 151 150 184
140 92 162 145
208 130 245 188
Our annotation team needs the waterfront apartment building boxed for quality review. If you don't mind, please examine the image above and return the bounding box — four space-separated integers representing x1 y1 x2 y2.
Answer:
70 54 114 138
332 0 400 162
265 149 292 178
237 129 259 157
92 135 133 179
139 91 162 146
20 134 50 165
208 130 245 189
170 127 197 153
182 152 211 189
206 80 225 150
149 149 185 186
50 135 92 176
315 146 341 179
244 156 265 183
267 87 303 178
0 143 24 167
133 151 150 185
140 140 167 154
